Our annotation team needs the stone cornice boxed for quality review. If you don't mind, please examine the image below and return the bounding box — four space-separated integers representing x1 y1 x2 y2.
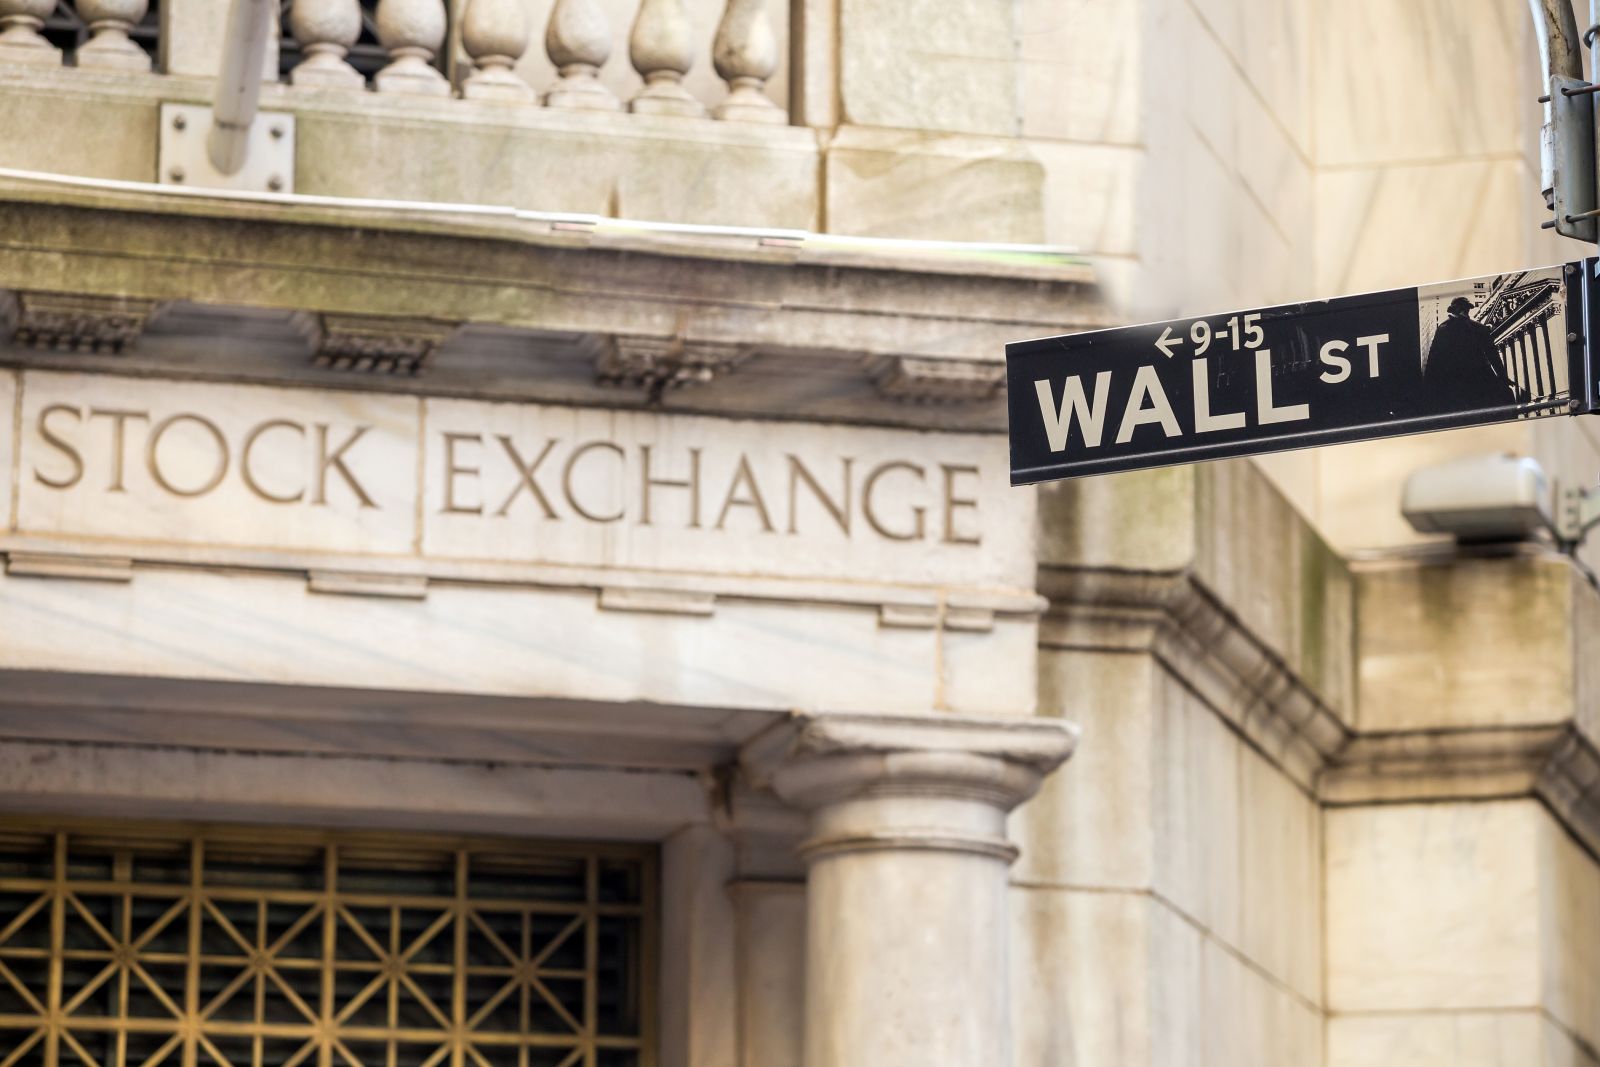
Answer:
1321 724 1569 804
1324 722 1600 861
740 711 1078 810
1039 562 1600 856
1038 564 1351 789
0 182 1107 433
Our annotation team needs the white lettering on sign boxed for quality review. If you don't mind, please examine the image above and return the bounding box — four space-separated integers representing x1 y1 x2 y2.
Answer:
1358 334 1391 378
1115 365 1182 444
1319 340 1352 384
1035 330 1400 454
5 371 1031 589
1192 358 1246 433
1254 350 1310 425
1034 372 1111 451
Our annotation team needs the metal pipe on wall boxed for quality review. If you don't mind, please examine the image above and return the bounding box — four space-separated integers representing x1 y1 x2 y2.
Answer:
206 0 276 176
1531 0 1585 204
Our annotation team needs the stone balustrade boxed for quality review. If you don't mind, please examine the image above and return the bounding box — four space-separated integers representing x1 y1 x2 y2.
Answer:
0 0 788 123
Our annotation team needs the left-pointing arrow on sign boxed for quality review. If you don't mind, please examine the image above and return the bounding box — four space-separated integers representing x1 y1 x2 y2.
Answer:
1154 326 1181 358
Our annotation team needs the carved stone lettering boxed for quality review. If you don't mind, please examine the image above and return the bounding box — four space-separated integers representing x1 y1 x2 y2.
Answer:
16 372 416 556
9 373 1031 589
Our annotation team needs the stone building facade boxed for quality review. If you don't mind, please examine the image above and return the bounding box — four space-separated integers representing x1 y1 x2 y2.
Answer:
0 1 1595 1066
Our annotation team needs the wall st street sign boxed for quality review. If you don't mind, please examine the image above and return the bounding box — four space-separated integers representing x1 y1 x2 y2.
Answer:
1008 263 1600 485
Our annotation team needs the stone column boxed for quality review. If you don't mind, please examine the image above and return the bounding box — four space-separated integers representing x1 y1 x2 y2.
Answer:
742 713 1077 1067
1529 323 1542 398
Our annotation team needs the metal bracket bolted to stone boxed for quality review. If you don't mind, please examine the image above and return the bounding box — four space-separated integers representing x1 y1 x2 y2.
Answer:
157 102 296 194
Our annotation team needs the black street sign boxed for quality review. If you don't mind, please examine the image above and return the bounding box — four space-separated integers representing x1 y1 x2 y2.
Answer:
1008 262 1600 485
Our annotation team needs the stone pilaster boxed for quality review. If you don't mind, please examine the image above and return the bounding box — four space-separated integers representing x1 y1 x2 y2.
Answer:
742 712 1077 1067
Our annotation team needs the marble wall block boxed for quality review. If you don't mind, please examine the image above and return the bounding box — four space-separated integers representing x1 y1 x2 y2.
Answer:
1239 749 1321 1003
163 0 279 76
0 567 949 714
1151 668 1242 951
1018 0 1140 145
732 884 804 1067
824 127 1046 244
1172 124 1243 316
1326 800 1543 1013
1539 814 1600 1053
661 826 738 1067
1250 451 1320 528
1576 577 1600 749
421 395 1033 588
1236 0 1312 155
1327 1011 1544 1067
1544 1016 1600 1067
1032 141 1139 256
1234 87 1312 271
1011 648 1158 890
15 371 418 556
3 372 1034 595
1315 160 1531 299
1357 556 1575 732
0 84 159 184
1011 887 1153 1067
939 618 1039 718
837 0 1020 136
295 107 821 228
1034 464 1197 573
1148 900 1204 1067
1194 460 1356 721
1200 938 1321 1067
0 370 14 532
1313 0 1525 168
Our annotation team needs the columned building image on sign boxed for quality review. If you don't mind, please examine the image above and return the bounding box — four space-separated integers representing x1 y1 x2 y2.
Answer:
0 1 1598 1066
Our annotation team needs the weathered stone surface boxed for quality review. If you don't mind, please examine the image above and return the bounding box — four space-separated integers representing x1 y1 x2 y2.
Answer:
5 370 1033 591
837 0 1020 136
1327 800 1543 1013
17 371 417 555
825 126 1046 243
1357 554 1576 732
1195 460 1355 722
1037 458 1355 726
1327 1012 1544 1067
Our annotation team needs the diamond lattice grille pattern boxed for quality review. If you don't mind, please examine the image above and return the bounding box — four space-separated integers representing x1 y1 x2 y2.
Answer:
0 823 653 1067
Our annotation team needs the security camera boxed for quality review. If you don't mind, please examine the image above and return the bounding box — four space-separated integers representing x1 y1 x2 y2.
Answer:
1401 453 1553 542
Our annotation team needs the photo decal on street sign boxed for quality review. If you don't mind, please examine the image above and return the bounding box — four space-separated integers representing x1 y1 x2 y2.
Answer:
1008 265 1592 485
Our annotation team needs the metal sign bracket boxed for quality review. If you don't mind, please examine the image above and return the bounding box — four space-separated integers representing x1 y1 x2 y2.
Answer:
156 102 295 194
1549 76 1599 241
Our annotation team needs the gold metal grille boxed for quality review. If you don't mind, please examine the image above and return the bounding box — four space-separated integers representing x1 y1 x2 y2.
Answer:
0 821 655 1067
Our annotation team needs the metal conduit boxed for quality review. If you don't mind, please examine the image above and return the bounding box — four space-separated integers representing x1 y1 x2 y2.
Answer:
206 0 276 175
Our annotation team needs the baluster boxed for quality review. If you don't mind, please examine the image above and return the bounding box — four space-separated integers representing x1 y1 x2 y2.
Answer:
543 0 618 110
75 0 151 71
0 0 60 66
628 0 702 116
374 0 448 96
711 0 783 122
288 0 364 88
461 0 533 101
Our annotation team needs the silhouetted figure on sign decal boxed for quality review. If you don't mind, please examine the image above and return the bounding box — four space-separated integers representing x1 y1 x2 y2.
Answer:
1422 297 1518 412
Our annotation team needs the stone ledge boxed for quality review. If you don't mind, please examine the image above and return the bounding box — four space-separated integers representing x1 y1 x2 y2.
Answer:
0 184 1105 433
740 710 1080 788
0 536 1046 621
1038 565 1351 790
1321 722 1600 861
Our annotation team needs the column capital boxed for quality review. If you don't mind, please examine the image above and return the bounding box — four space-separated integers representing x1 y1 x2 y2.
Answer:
741 713 1076 1067
741 712 1078 815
